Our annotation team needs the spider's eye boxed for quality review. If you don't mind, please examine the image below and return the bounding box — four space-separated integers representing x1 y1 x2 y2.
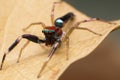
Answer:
55 19 64 28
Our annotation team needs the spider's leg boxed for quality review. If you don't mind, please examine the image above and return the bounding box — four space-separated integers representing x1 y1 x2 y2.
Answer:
74 26 102 36
65 18 115 36
17 41 30 63
0 34 45 70
23 22 46 31
21 22 46 63
18 35 44 63
62 18 113 61
64 36 69 60
51 2 62 25
37 42 60 78
66 21 103 37
77 18 114 25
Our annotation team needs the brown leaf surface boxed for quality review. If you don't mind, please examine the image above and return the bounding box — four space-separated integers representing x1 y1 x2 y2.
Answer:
0 0 17 49
0 0 120 80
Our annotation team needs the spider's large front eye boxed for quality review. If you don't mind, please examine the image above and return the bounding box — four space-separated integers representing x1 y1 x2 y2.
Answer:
55 19 64 28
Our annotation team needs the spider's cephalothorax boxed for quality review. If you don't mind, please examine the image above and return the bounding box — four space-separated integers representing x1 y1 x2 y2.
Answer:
42 27 63 46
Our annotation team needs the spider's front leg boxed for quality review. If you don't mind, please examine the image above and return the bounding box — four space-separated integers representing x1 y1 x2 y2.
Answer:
0 34 45 70
19 22 46 62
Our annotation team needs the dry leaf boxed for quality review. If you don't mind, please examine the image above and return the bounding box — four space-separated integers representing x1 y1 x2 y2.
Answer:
0 0 120 80
0 0 17 49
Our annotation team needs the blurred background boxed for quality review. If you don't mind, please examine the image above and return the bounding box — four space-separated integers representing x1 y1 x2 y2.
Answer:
59 0 120 80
